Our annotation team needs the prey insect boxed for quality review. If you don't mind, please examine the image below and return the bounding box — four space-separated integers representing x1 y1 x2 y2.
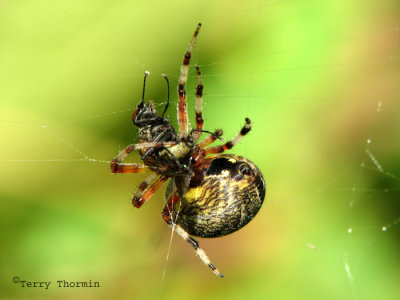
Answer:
111 23 265 277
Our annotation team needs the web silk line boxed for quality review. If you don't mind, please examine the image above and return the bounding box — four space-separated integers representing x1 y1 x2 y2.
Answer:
45 0 149 71
343 254 358 300
0 119 110 164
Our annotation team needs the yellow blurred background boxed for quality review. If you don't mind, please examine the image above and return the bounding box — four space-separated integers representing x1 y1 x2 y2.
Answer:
1 1 399 299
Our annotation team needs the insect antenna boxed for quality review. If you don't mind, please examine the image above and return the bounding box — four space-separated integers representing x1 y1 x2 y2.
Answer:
139 71 150 108
161 74 170 117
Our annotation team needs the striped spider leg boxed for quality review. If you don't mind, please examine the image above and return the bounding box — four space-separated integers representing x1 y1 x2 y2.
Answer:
192 65 204 142
177 23 201 139
162 184 224 278
203 118 251 155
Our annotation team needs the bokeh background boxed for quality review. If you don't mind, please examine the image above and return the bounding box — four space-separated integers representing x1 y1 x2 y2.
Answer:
1 0 399 299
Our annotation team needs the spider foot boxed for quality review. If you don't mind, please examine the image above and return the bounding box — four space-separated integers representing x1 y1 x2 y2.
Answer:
132 197 143 208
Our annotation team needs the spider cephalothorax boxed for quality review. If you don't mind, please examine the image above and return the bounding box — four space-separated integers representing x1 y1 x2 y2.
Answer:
111 23 265 278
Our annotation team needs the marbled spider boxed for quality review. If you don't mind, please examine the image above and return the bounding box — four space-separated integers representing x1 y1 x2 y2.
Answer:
111 23 265 277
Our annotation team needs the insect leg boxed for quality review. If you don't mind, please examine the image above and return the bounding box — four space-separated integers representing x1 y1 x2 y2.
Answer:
178 23 201 138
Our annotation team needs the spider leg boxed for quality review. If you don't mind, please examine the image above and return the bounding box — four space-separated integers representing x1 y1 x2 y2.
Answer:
111 163 150 174
197 129 223 149
162 187 180 222
193 66 204 141
174 224 224 278
132 175 168 208
131 172 157 204
111 144 150 173
110 141 177 173
178 23 201 139
162 189 224 278
204 118 251 155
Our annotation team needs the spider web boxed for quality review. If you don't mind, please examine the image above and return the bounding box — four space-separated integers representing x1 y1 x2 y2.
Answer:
0 1 399 300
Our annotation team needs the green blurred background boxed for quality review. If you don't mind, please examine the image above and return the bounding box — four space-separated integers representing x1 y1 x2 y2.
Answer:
1 0 399 299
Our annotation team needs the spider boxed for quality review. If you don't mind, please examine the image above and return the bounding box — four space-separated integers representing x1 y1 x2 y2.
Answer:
111 23 265 278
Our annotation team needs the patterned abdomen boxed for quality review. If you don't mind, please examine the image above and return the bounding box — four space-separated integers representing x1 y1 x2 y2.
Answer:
168 154 265 238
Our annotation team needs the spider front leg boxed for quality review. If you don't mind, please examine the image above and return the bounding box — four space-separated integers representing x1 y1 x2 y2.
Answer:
110 144 150 174
204 118 251 155
162 187 224 278
178 23 201 138
132 175 168 208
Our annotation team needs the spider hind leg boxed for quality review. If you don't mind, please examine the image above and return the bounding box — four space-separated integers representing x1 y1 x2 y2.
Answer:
174 224 224 278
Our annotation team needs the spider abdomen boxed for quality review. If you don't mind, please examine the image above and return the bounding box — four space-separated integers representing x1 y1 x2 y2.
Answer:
169 154 265 238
